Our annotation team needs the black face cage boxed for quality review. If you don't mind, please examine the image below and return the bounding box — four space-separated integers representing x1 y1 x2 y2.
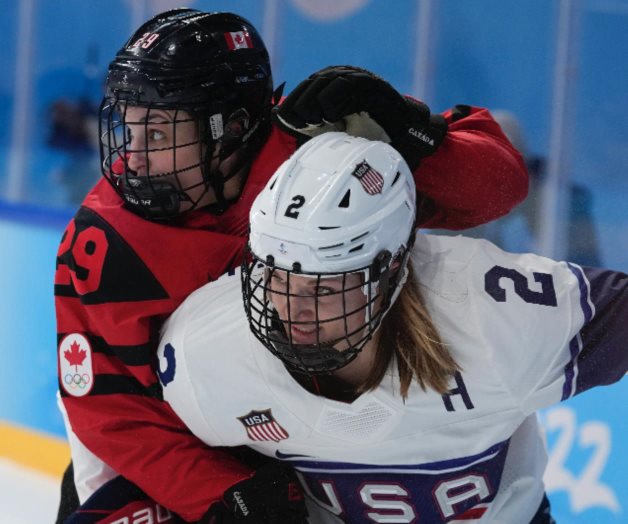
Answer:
241 247 400 375
99 96 215 220
99 95 263 220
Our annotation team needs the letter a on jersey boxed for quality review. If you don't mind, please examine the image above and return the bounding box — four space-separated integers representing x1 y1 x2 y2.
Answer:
237 409 289 443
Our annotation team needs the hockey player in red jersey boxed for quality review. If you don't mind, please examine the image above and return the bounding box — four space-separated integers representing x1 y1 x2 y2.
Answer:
55 7 528 523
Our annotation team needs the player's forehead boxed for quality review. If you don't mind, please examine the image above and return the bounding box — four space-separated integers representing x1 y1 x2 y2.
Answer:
269 269 362 287
122 104 190 123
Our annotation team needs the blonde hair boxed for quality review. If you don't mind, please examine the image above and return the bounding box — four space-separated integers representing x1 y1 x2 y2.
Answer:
357 264 459 398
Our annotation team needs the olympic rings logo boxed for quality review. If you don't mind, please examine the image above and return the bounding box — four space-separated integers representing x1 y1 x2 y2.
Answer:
64 373 91 389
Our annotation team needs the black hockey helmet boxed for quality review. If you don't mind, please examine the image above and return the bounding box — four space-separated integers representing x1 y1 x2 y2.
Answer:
99 8 274 220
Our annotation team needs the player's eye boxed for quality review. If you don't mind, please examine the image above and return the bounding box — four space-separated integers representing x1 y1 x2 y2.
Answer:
148 128 167 142
269 273 288 293
316 286 335 296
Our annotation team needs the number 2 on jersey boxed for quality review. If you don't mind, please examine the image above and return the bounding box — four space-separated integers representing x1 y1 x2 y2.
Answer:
484 265 557 306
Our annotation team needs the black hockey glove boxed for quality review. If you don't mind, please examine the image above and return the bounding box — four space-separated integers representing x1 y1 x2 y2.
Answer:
200 461 307 523
273 65 448 170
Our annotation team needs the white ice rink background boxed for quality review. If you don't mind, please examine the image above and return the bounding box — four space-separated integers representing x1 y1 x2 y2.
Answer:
0 459 60 524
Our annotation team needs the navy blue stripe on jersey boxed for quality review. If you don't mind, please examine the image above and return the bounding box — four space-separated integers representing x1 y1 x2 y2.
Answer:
562 334 583 400
288 439 508 474
561 263 594 400
568 263 595 320
292 440 510 522
571 266 628 395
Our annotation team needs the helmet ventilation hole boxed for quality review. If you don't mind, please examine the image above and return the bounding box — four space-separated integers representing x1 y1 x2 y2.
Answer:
319 242 344 251
351 231 369 242
338 189 351 208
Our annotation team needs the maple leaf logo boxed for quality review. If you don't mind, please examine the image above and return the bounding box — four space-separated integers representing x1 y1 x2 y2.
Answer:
64 340 87 370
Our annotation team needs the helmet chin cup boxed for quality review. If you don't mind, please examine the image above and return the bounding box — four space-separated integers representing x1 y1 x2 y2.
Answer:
117 175 183 219
268 329 360 375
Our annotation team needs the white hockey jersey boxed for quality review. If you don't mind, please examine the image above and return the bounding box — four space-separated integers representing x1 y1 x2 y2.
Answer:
158 234 627 524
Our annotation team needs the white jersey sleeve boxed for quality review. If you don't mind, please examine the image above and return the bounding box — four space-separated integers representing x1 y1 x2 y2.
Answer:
57 393 117 503
157 270 247 447
415 234 628 414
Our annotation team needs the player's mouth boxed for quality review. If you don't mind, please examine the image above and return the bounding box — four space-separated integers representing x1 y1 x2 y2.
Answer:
289 324 319 344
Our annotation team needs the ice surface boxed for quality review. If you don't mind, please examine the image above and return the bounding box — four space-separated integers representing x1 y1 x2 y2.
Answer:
0 459 60 523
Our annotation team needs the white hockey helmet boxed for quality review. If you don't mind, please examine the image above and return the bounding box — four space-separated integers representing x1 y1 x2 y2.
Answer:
242 132 417 374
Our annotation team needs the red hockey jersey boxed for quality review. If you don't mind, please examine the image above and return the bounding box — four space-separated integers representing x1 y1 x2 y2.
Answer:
56 109 527 521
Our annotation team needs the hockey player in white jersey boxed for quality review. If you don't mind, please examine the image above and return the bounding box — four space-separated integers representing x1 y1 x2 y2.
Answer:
158 132 627 523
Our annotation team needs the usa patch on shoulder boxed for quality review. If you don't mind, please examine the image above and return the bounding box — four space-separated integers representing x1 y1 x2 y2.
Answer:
238 409 289 442
59 334 93 397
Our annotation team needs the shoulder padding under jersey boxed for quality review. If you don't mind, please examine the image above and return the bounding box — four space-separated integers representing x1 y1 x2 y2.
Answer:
411 234 590 412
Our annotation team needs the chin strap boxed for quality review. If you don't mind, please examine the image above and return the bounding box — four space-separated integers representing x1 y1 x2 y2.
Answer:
202 150 253 215
202 91 278 215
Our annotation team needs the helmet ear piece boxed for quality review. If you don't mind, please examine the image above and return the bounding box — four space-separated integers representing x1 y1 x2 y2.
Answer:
370 248 408 307
223 108 251 141
370 251 392 281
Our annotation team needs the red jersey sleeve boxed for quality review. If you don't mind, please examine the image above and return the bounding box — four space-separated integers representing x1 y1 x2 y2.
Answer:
414 104 528 230
55 131 297 521
56 200 250 520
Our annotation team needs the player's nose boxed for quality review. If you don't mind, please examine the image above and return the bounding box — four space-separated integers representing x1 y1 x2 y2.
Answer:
289 293 316 319
127 150 147 174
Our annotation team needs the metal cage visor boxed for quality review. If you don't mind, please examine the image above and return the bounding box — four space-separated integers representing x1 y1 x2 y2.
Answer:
99 98 211 219
242 250 389 374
